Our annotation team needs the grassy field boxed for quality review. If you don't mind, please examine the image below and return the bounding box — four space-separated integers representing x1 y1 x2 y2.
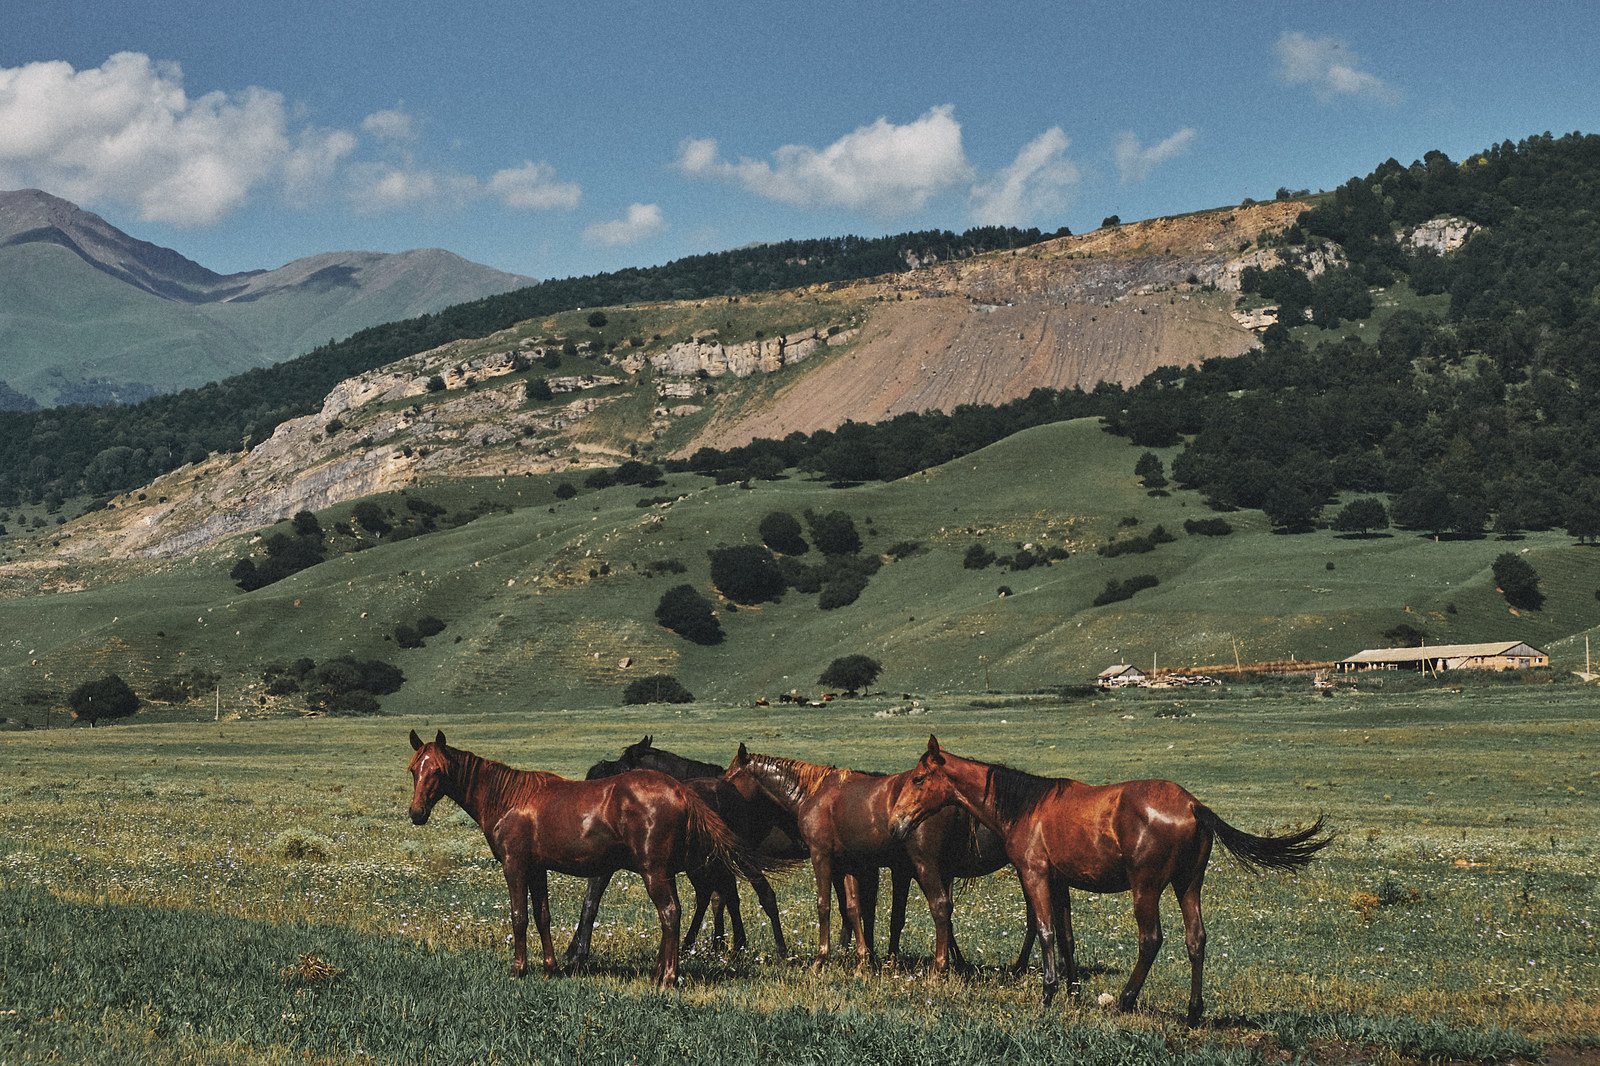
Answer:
3 684 1596 1064
10 416 1600 729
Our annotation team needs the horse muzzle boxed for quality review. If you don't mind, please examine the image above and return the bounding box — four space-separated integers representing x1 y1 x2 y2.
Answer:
888 812 918 842
409 805 431 826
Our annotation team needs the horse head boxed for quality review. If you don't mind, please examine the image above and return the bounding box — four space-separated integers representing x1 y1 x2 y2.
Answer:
407 729 453 825
621 734 655 763
889 735 958 840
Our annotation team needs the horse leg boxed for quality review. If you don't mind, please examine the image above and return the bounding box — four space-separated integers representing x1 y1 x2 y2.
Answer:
885 866 910 966
1017 865 1058 1007
502 860 531 977
564 872 613 970
811 853 834 969
749 868 788 957
1053 880 1078 998
1176 871 1209 1026
840 870 876 971
911 863 954 974
723 873 749 955
1010 885 1039 975
680 869 714 952
1117 883 1165 1015
530 868 557 978
641 867 682 988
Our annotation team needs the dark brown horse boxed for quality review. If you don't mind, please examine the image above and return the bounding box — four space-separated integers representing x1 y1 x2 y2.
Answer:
566 736 791 964
888 735 1333 1025
723 743 1029 972
407 730 768 987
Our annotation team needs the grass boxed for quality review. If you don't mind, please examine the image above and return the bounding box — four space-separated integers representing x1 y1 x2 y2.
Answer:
2 688 1596 1063
9 417 1600 724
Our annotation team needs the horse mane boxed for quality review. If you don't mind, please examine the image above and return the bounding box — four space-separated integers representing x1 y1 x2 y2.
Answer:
984 761 1057 823
449 746 557 810
746 753 840 806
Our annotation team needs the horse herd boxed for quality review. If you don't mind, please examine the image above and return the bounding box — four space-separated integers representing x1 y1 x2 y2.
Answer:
406 730 1333 1026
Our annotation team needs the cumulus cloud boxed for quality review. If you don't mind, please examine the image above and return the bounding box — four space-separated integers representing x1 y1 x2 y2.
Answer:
970 127 1080 226
1273 31 1401 104
1113 127 1197 184
585 203 666 246
0 52 294 224
0 53 582 224
676 105 974 217
361 107 419 145
489 160 582 210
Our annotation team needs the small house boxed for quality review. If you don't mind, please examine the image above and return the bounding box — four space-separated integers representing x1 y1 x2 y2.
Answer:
1095 663 1146 688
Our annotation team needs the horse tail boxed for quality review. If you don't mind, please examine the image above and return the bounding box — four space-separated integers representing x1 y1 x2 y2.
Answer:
1193 806 1334 873
681 789 798 883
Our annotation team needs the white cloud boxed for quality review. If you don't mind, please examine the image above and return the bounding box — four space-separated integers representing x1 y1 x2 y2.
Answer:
970 127 1080 225
361 107 419 145
0 52 293 224
585 203 666 246
490 160 581 210
1113 127 1196 185
0 53 582 225
1273 32 1401 104
677 105 974 217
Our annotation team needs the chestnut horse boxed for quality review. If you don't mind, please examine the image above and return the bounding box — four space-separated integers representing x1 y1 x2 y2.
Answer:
566 736 791 964
723 743 1030 972
888 736 1333 1025
407 730 767 987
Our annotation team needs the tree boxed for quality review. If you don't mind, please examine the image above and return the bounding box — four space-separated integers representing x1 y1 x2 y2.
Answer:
758 511 809 555
69 674 139 725
819 654 882 694
351 501 392 537
1262 485 1320 531
1331 497 1389 536
708 544 786 603
655 584 724 645
1492 552 1543 610
804 509 862 556
623 674 694 705
1101 215 1121 228
586 310 608 329
1134 451 1167 489
527 378 554 401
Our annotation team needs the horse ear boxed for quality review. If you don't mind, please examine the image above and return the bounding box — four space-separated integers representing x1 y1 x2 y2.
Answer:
434 730 446 747
410 729 423 751
925 734 945 765
641 734 652 747
737 741 749 759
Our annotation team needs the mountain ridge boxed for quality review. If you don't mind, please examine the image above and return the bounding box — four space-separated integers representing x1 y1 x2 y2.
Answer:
0 188 535 406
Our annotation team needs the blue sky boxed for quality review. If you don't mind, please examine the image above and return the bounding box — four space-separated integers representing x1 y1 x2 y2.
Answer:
3 0 1596 281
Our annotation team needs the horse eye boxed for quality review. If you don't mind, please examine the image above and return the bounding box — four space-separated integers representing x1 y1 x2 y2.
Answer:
912 774 924 785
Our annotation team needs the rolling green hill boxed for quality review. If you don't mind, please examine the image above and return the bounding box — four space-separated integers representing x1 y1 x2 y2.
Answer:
5 417 1596 727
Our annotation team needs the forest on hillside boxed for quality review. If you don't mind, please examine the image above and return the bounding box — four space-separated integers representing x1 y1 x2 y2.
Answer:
0 226 1054 512
683 132 1600 542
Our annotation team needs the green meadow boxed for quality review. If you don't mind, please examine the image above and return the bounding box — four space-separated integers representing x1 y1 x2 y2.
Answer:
8 416 1600 725
2 685 1596 1065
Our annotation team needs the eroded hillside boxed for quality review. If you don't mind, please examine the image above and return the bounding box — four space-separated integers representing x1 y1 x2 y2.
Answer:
21 202 1306 569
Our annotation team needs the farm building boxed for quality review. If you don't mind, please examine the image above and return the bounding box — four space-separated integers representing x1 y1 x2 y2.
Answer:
1336 641 1547 674
1095 663 1146 688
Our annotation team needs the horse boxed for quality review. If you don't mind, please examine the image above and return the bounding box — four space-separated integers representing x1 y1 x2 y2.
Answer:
565 735 790 965
723 742 1031 972
887 735 1334 1025
407 730 770 987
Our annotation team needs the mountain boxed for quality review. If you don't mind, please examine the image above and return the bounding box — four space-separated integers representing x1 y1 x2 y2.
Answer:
0 188 535 407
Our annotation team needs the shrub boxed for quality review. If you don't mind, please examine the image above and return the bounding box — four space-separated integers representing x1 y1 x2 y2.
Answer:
268 829 334 863
963 543 996 569
708 544 786 604
584 469 618 490
804 509 862 556
1492 552 1543 610
1092 574 1160 606
759 511 809 555
655 584 724 645
351 501 392 537
1382 623 1427 647
1184 517 1233 536
553 482 577 500
623 674 694 705
425 374 446 393
527 378 553 402
819 654 882 693
394 623 424 649
68 674 139 725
